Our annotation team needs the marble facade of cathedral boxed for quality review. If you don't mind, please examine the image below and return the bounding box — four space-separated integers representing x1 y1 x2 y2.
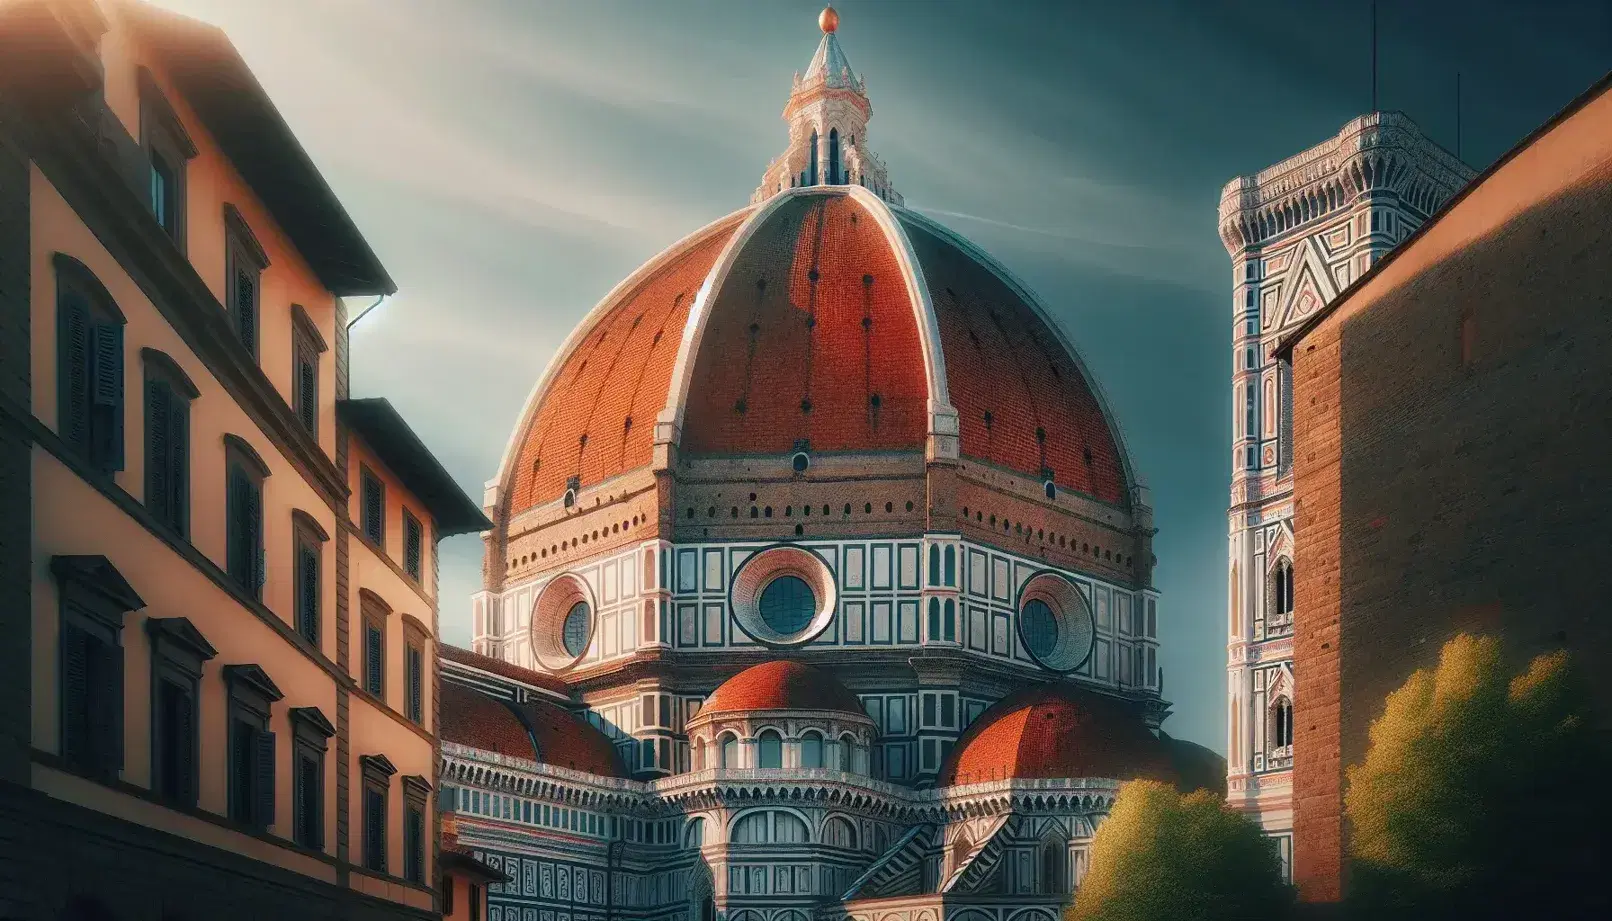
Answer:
1218 113 1474 873
440 9 1221 921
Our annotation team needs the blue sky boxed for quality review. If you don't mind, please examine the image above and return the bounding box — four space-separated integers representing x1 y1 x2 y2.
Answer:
151 0 1610 753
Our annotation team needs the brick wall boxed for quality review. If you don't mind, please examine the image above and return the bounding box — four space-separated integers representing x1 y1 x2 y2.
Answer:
1290 316 1344 903
1289 136 1612 902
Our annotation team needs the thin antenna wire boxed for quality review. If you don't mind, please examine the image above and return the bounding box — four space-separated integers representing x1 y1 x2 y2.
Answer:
1371 0 1379 112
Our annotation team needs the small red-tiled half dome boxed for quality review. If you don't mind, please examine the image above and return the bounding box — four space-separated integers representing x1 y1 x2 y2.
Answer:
514 697 626 777
440 682 625 778
440 682 542 762
701 660 865 716
938 682 1175 787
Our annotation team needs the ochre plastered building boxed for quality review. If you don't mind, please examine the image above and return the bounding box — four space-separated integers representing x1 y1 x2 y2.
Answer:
0 1 488 918
443 11 1221 921
1272 72 1612 904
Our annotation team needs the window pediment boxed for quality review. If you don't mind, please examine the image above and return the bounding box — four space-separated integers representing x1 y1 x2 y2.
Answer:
51 554 144 620
222 663 284 711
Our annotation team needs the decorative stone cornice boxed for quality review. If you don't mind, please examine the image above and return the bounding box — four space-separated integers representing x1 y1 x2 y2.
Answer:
1218 112 1477 254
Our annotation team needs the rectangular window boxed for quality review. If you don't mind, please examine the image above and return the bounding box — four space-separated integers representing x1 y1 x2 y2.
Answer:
228 715 274 827
405 803 425 883
362 469 385 546
226 459 265 599
469 884 481 921
443 878 455 914
294 749 322 848
56 279 125 475
140 69 192 249
225 206 267 360
406 642 424 724
364 784 388 872
224 671 276 832
921 693 937 727
365 619 386 698
404 511 423 580
145 627 216 815
153 677 196 803
60 618 124 778
295 537 320 645
293 341 318 435
144 365 190 536
940 694 955 728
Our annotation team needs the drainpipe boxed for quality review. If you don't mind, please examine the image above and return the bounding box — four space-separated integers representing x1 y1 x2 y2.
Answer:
346 293 387 330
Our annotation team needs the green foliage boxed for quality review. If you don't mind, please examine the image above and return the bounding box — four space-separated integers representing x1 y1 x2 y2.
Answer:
1345 634 1612 920
1066 779 1291 921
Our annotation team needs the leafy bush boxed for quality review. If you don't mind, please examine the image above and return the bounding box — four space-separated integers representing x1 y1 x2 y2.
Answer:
1345 633 1612 920
1067 779 1291 921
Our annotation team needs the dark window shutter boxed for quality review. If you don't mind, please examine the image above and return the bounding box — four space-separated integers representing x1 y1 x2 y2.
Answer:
443 877 454 914
297 356 317 433
405 517 421 578
174 685 195 805
60 623 89 766
407 647 422 723
297 754 323 849
90 321 125 472
364 477 383 544
59 296 91 451
243 478 264 595
87 636 122 773
366 787 387 870
236 270 257 356
366 626 383 695
470 884 480 921
146 381 171 523
168 394 188 537
231 721 251 820
254 729 276 828
299 545 320 643
227 467 246 584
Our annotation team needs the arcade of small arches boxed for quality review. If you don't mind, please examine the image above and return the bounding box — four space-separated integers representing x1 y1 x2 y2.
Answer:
693 727 868 773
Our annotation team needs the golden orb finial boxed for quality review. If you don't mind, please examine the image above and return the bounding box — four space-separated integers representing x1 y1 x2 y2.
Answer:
819 5 839 33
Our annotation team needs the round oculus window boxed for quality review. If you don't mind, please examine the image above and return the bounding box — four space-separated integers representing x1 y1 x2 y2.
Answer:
529 573 595 672
1015 572 1096 673
728 545 838 646
562 601 591 657
1020 598 1058 660
759 575 815 636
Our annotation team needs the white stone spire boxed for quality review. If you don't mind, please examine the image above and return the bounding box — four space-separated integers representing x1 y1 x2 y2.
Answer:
752 6 901 206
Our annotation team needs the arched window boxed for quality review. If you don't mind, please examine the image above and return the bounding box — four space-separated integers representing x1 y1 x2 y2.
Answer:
944 546 956 585
837 734 856 772
823 815 857 849
944 599 956 642
828 128 841 184
685 816 707 848
1277 559 1294 616
693 740 705 771
927 598 941 640
55 255 127 475
809 129 819 185
731 809 809 844
757 730 783 769
1245 385 1256 438
719 733 739 769
928 545 941 586
1273 697 1293 749
1041 838 1067 893
800 731 824 769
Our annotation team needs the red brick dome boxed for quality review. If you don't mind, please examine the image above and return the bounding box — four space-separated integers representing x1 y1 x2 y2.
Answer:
938 682 1174 787
700 660 865 716
494 187 1132 519
440 682 625 777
